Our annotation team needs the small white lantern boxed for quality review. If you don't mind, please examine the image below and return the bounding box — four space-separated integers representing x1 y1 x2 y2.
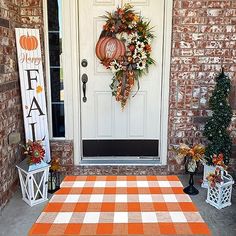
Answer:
206 170 234 209
16 159 50 207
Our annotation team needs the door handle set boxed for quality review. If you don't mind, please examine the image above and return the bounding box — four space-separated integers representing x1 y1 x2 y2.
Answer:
81 73 88 103
81 59 88 103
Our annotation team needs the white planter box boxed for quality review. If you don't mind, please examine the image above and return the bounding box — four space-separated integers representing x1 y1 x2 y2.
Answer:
16 159 50 207
206 172 234 209
201 164 216 188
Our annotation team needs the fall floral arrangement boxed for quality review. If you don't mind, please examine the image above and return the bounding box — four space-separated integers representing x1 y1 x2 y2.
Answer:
50 156 61 172
175 143 205 172
22 140 45 165
206 167 224 187
212 153 227 169
206 153 228 187
96 4 155 108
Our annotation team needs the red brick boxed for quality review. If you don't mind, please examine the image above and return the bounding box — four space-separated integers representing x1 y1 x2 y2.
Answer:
169 0 236 174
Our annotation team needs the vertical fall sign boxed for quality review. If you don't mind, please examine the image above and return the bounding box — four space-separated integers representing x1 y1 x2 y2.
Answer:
15 28 51 163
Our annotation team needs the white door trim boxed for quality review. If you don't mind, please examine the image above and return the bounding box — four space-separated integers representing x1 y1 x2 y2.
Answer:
159 0 173 165
43 0 173 165
62 0 82 165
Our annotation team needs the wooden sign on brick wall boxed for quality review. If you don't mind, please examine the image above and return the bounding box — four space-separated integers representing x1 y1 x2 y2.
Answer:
15 28 51 163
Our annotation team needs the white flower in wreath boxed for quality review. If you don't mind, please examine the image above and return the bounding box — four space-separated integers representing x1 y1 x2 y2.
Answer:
116 32 129 41
133 49 140 59
116 33 122 40
127 32 138 44
128 21 137 29
133 49 146 60
128 24 134 29
140 51 147 59
110 60 122 73
123 32 129 40
136 41 145 51
136 60 146 70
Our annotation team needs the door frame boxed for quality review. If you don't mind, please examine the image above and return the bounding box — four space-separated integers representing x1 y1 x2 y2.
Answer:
44 0 173 165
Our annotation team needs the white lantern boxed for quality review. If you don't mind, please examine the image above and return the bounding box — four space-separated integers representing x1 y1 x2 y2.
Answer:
206 170 234 209
16 159 50 207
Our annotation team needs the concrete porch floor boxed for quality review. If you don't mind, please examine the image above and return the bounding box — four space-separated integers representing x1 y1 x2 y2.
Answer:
0 175 235 236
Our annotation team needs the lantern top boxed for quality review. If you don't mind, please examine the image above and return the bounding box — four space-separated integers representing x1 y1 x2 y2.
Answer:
16 158 50 173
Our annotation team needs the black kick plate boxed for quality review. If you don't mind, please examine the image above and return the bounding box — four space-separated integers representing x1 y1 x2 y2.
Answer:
83 140 159 157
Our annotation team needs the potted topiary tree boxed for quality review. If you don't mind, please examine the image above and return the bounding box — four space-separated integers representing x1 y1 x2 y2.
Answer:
202 68 233 188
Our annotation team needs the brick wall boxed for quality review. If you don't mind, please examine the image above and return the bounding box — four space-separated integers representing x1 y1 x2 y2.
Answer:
168 0 236 174
50 140 74 170
0 0 24 210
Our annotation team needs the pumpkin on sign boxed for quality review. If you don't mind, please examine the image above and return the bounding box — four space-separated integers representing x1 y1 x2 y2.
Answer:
20 34 38 51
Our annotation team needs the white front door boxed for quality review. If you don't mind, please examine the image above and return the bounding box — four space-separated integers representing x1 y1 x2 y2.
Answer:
79 0 165 158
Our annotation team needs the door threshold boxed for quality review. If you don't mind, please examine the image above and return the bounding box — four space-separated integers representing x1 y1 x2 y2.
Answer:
80 158 161 166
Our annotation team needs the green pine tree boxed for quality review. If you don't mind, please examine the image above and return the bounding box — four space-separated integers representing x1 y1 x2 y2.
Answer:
203 68 233 165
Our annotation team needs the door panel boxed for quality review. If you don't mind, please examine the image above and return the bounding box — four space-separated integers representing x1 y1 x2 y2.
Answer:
79 0 164 156
96 92 113 137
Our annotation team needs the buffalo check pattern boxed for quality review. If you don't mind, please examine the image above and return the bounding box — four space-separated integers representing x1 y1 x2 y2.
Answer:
29 176 211 235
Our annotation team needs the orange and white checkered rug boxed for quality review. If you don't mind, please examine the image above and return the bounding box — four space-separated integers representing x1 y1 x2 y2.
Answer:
29 176 211 235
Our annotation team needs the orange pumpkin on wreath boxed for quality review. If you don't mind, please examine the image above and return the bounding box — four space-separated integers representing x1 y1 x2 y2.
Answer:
96 36 126 66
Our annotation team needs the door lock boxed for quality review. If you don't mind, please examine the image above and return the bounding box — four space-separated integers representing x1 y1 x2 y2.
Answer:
81 59 88 67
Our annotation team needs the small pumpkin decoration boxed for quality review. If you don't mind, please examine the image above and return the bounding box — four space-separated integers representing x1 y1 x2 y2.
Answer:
20 34 38 51
96 36 126 66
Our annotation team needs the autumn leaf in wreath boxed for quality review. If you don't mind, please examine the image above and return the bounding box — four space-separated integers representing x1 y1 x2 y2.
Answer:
95 4 155 108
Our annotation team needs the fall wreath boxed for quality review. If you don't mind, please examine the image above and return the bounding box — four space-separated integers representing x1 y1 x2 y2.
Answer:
95 4 155 108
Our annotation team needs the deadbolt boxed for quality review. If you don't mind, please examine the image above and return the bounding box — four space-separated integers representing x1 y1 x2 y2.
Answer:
81 59 88 67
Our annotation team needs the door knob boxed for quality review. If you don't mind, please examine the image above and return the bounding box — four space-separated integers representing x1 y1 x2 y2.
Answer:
81 59 88 67
82 74 88 102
